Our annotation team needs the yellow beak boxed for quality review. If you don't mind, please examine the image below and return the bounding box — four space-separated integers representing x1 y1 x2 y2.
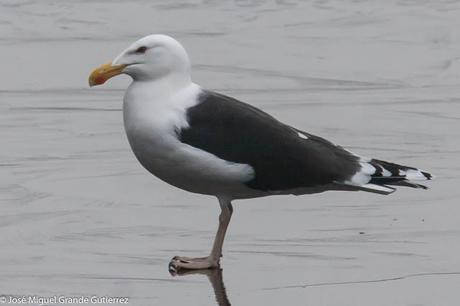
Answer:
88 62 127 87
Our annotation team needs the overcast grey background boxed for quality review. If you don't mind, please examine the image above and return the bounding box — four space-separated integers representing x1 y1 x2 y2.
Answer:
1 0 459 305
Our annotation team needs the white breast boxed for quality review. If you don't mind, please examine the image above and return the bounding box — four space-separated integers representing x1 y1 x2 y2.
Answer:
122 80 257 198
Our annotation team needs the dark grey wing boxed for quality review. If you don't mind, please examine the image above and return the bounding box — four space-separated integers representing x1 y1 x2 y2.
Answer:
178 90 361 192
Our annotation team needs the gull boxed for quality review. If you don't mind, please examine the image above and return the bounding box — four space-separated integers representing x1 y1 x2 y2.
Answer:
89 34 432 272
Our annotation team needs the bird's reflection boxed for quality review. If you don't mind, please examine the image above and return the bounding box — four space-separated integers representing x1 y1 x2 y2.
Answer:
170 268 231 306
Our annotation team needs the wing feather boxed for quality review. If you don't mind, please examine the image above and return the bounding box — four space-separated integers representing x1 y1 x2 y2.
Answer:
178 91 361 192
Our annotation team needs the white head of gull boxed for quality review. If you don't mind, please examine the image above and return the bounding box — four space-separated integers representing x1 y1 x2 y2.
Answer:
89 34 432 273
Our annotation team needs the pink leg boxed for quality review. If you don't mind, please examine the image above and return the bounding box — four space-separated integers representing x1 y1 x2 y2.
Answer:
169 197 233 272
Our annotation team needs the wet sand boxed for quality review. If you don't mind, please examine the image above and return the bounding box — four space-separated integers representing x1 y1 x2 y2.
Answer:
1 1 460 305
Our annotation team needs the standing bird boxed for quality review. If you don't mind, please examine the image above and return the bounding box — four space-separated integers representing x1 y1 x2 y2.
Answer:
89 34 432 272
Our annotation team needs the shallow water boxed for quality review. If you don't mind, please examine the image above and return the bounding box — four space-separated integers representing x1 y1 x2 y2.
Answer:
1 1 460 305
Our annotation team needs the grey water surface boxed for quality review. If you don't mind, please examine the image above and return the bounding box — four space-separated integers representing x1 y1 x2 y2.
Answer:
1 1 460 305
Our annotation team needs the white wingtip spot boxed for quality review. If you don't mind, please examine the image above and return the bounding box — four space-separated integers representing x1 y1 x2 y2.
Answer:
297 132 309 140
382 168 392 177
360 162 377 175
399 169 428 180
405 169 428 181
346 162 375 186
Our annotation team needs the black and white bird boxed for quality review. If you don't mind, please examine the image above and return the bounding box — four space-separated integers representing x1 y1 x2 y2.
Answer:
89 34 432 272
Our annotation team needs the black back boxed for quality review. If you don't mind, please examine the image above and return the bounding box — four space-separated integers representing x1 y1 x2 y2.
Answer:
178 91 360 192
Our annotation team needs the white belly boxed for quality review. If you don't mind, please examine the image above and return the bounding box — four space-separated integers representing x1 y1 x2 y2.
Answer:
122 82 260 199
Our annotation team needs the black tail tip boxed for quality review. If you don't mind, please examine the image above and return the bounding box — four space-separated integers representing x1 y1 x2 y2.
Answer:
422 171 433 180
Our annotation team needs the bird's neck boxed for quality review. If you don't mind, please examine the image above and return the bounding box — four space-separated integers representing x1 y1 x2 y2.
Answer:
123 77 201 129
122 77 201 155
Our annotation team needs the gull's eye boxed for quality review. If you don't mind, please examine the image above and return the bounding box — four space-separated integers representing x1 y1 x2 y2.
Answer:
135 46 147 54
